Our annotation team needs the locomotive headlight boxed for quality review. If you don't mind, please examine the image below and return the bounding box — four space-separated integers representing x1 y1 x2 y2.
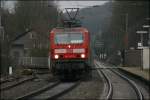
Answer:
81 54 85 58
54 54 59 59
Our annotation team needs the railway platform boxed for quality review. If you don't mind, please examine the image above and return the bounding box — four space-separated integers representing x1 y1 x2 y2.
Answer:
119 67 149 83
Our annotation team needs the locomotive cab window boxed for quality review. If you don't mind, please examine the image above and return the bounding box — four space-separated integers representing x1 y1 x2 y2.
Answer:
54 32 83 44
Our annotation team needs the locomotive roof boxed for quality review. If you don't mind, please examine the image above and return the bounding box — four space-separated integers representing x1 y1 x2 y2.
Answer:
51 27 88 33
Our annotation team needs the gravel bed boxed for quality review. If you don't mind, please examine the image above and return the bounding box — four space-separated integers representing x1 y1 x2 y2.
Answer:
1 74 57 99
57 70 104 99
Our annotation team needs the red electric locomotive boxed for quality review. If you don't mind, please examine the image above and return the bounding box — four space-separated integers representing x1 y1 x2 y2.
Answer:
48 8 92 78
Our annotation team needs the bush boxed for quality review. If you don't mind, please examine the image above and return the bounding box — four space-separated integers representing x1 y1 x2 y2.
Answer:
21 69 33 75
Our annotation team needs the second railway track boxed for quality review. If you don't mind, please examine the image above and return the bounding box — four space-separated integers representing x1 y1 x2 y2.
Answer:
95 60 143 100
0 76 36 91
0 69 52 91
16 81 80 100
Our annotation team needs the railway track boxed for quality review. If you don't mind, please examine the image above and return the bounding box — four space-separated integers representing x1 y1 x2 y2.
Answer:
95 60 143 100
111 69 143 99
0 70 51 92
0 76 36 91
96 65 113 99
1 69 80 99
0 76 21 84
16 81 80 100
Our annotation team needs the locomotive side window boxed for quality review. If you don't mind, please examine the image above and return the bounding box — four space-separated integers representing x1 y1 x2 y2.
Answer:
55 32 83 44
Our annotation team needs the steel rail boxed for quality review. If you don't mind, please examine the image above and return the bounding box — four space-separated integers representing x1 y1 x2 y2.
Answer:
98 61 143 100
95 62 113 100
19 82 79 100
0 76 21 84
1 76 35 91
0 78 11 84
111 69 143 100
47 82 80 100
15 81 61 100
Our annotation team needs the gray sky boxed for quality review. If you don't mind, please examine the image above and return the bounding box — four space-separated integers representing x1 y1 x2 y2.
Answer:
3 1 108 13
2 1 16 13
56 1 108 10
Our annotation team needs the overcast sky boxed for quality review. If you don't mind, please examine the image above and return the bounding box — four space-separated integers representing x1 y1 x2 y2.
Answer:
56 1 108 10
3 1 108 12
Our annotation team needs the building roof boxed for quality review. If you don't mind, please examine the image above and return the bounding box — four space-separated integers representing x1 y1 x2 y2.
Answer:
11 29 33 42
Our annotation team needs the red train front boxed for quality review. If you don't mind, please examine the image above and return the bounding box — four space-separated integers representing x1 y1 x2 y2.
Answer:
49 27 91 78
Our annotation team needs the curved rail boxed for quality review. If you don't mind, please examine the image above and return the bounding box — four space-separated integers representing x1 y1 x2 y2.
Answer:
95 60 143 100
111 69 143 100
95 63 113 99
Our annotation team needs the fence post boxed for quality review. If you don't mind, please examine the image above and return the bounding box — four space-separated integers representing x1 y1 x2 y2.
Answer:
9 66 13 75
